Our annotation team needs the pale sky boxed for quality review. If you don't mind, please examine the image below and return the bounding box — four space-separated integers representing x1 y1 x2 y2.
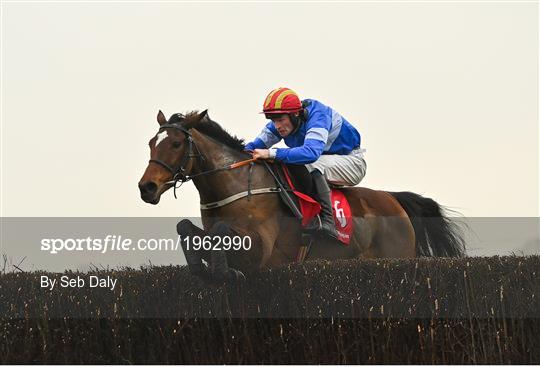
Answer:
1 1 538 220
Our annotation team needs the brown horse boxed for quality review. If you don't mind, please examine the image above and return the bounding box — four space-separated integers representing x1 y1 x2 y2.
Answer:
139 110 465 283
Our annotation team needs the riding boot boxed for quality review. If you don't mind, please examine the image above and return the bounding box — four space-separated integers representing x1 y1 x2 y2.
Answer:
311 170 339 240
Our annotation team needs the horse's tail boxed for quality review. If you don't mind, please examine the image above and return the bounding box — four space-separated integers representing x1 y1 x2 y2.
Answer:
388 191 466 257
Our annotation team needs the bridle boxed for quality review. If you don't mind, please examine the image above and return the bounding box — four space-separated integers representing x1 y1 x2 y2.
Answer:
148 123 257 198
148 123 205 189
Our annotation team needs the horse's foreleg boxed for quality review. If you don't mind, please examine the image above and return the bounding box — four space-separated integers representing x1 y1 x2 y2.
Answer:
207 221 246 284
176 219 210 280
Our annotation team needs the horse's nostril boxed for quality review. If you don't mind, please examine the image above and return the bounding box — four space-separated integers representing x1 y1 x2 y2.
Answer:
139 181 158 195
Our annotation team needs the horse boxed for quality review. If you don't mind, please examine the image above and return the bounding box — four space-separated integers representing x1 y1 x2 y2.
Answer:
139 110 465 283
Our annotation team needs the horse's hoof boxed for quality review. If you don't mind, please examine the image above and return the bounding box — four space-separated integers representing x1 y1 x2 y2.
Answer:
176 219 193 235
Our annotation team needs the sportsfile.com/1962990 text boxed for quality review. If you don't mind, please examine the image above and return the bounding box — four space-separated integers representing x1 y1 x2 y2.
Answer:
40 235 252 254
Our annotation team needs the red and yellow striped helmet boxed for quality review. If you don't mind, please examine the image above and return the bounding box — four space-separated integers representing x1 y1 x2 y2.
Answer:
262 87 303 114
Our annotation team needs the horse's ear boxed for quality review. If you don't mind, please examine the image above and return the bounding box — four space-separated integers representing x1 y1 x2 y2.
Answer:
198 109 210 123
157 110 167 125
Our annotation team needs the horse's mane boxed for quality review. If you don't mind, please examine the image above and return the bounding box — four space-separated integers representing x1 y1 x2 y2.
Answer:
168 111 246 152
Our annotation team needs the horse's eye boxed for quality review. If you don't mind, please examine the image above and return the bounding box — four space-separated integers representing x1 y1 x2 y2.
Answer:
172 141 182 149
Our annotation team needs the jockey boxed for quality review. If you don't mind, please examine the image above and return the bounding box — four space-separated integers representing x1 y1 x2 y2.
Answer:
245 87 366 239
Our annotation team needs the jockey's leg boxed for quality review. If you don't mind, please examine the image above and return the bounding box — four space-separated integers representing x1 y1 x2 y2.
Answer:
305 148 367 239
321 148 366 187
310 169 339 240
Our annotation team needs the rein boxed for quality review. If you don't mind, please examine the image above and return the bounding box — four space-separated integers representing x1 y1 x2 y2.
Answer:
148 123 261 199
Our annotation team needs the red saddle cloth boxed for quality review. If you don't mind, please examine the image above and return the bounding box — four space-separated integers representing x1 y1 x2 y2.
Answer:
330 189 354 245
282 166 354 245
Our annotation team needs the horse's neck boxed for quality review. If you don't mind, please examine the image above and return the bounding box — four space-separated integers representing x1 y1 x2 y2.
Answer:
193 131 247 172
190 132 256 203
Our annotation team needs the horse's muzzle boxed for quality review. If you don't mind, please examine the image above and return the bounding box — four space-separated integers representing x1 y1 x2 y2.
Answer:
139 181 160 204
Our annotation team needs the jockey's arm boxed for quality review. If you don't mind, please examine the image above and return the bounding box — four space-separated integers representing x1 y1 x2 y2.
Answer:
245 122 282 151
269 110 330 164
269 138 325 164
